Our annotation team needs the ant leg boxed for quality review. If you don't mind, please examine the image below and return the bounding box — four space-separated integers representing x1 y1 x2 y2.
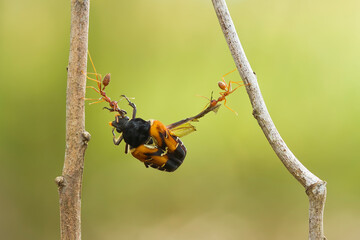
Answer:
121 95 137 119
228 80 244 87
86 86 101 94
85 75 102 91
103 107 116 112
86 72 101 76
201 102 211 111
84 97 101 101
221 68 237 87
89 99 105 105
221 68 237 81
223 98 238 115
225 81 247 94
86 51 103 89
219 91 227 98
86 75 102 84
81 70 102 83
112 128 124 145
226 84 242 94
87 50 99 77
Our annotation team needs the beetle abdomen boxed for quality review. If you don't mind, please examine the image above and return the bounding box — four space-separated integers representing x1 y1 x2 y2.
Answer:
129 121 187 172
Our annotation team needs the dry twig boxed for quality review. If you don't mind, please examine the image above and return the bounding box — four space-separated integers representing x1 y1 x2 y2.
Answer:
55 0 90 239
211 0 327 239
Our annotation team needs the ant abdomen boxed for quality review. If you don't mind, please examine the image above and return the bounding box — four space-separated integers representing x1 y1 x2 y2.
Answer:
218 81 227 90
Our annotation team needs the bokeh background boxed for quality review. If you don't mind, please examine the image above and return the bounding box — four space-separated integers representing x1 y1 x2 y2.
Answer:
1 0 359 239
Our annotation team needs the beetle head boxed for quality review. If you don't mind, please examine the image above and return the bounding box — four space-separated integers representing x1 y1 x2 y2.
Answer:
109 115 130 133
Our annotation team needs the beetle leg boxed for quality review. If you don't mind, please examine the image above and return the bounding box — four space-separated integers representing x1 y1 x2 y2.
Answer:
121 95 137 119
114 135 124 145
125 143 129 154
112 128 124 145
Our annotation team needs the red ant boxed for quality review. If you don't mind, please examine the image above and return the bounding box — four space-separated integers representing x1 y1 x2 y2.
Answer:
203 68 246 115
83 51 128 117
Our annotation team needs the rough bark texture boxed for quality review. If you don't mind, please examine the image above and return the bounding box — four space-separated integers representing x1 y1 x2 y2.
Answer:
211 0 327 239
55 0 90 239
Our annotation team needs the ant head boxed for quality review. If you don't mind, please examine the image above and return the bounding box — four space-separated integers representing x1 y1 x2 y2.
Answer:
210 99 217 107
109 115 130 133
218 81 227 90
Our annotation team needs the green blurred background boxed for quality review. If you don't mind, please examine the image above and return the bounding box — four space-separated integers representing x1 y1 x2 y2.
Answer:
1 0 359 239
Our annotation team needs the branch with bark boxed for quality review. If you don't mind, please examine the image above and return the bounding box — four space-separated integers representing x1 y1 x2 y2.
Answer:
55 0 90 239
210 0 327 239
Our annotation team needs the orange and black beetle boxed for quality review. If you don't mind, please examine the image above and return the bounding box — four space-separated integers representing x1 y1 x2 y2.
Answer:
111 117 187 172
109 95 219 172
84 51 220 172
